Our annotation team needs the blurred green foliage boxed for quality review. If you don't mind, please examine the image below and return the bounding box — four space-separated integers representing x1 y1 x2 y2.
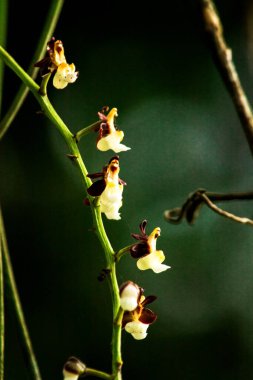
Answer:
1 0 253 379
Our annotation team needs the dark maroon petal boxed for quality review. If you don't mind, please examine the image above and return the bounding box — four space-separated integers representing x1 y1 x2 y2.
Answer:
140 220 148 235
87 172 104 179
139 308 157 325
98 111 108 121
131 233 148 241
130 242 150 258
87 179 106 196
109 155 119 164
141 295 157 306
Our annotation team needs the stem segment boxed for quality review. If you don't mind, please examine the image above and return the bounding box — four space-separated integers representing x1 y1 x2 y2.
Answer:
199 0 253 156
0 208 42 380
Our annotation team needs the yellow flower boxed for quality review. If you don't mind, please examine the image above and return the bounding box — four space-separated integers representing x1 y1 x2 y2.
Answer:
97 108 131 153
34 37 78 89
130 221 170 273
87 156 126 220
121 283 157 340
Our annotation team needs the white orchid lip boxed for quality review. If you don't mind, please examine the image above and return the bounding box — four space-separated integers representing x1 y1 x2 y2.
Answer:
53 62 78 89
137 250 171 273
125 320 149 340
97 108 131 153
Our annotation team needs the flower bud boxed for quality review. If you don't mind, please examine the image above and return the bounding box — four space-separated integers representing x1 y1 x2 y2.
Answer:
63 356 86 380
119 281 140 311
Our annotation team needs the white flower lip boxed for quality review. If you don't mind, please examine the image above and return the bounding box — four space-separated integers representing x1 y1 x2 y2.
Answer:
125 321 149 340
97 131 131 153
137 250 171 273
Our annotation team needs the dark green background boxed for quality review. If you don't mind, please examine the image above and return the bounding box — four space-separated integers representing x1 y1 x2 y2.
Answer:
1 0 253 379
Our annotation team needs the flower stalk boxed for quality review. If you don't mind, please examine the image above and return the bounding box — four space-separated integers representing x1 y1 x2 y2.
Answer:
0 208 42 380
74 120 101 142
0 46 123 378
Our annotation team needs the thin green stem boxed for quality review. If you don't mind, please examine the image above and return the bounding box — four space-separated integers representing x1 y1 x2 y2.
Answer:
0 0 8 118
0 46 123 379
0 208 42 380
75 120 101 142
0 0 64 139
0 219 4 380
85 368 113 379
114 245 133 263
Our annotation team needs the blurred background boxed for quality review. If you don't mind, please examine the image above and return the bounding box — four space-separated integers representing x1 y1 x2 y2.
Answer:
1 0 253 379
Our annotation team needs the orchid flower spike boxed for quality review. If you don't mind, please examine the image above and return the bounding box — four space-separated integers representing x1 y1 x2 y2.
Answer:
96 107 131 153
86 156 126 220
34 37 78 89
121 282 157 340
130 220 170 273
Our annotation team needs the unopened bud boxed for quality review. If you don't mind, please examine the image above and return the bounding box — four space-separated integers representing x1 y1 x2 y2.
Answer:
119 281 140 311
63 356 86 380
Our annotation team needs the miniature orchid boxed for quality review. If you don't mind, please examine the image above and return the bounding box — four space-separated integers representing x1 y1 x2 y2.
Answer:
121 282 157 340
87 156 126 220
63 357 86 380
130 220 170 273
96 107 131 153
34 37 78 89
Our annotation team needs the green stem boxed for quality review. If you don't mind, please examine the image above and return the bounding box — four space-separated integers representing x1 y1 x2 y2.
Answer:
75 120 101 142
0 217 4 380
85 368 113 379
0 208 42 380
0 0 8 118
0 0 64 139
114 245 133 263
0 47 123 379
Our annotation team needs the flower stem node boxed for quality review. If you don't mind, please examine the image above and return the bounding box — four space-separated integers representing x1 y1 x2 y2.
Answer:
97 107 131 153
130 220 170 273
34 37 78 90
63 356 86 380
87 156 126 220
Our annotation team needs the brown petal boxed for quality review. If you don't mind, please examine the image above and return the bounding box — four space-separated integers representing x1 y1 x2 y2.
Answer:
141 295 157 306
87 179 106 196
139 308 157 325
130 242 150 258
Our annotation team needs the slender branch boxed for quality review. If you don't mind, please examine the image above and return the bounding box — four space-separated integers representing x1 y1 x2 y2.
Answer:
164 189 253 226
0 0 64 139
85 368 113 379
114 245 133 263
0 47 122 379
75 120 101 142
0 220 4 380
199 0 253 156
0 0 8 118
201 193 253 226
0 208 42 380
